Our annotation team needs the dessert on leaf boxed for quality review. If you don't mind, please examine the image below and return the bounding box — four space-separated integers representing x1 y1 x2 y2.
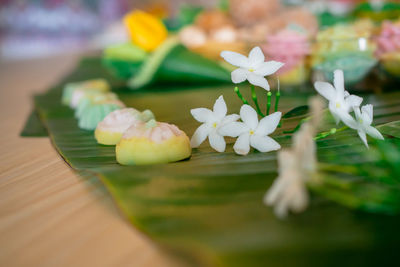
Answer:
61 79 110 107
375 19 400 77
75 92 125 131
95 108 155 145
116 119 191 165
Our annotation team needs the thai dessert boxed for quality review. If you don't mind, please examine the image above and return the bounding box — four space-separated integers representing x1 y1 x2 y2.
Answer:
116 120 191 165
61 79 110 107
95 108 154 145
75 92 125 130
375 20 400 76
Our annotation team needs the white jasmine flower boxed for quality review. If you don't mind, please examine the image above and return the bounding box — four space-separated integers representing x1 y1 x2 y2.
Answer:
219 105 281 155
191 96 239 152
353 104 384 148
220 46 284 91
314 69 363 128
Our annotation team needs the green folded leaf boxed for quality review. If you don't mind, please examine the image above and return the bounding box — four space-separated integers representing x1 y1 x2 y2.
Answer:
102 58 142 79
103 42 147 62
154 44 231 85
103 39 231 89
282 105 309 119
378 120 400 138
31 58 400 267
128 37 181 89
20 109 48 137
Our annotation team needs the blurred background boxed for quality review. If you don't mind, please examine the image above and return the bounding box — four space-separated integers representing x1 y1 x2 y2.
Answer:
0 0 397 61
0 0 217 61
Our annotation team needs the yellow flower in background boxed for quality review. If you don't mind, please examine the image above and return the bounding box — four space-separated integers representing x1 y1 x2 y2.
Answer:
123 10 168 52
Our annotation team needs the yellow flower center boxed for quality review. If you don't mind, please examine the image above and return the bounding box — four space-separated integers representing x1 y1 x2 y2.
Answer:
249 68 255 72
212 122 217 128
336 102 341 108
249 130 255 135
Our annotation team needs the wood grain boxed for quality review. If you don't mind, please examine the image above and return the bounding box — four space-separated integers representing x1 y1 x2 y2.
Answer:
0 54 183 267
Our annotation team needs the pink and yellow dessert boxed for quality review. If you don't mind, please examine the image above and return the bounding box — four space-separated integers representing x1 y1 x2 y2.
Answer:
95 108 155 145
116 120 191 165
262 27 310 86
375 20 400 76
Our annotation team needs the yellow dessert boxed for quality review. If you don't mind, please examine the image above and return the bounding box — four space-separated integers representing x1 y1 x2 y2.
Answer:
116 120 191 165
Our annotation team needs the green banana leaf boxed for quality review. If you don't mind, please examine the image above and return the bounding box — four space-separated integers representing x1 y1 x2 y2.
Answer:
102 58 142 80
153 44 231 84
104 43 231 89
32 57 400 267
20 110 47 137
378 120 400 138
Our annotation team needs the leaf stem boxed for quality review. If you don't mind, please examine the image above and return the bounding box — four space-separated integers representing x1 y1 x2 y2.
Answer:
274 91 280 113
234 86 248 105
266 91 272 116
275 77 280 112
314 126 348 140
251 85 264 117
275 85 281 127
283 108 331 134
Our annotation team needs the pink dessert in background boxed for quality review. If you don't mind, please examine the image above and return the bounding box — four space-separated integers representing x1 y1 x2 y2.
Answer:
262 28 310 74
375 20 400 58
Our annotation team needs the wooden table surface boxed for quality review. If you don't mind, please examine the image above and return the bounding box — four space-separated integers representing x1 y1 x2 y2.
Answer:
0 54 183 267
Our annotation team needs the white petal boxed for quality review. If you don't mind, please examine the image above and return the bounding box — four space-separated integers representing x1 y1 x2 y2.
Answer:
250 135 281 153
329 103 340 125
358 130 369 148
233 133 250 155
190 124 211 147
254 61 284 76
353 106 361 120
365 126 384 140
240 104 259 130
221 114 240 125
247 72 270 91
255 112 281 136
345 95 363 109
336 109 358 129
362 104 373 118
231 68 248 83
213 95 227 120
191 108 213 123
248 46 265 66
314 81 335 100
209 130 226 152
333 69 345 98
218 122 248 137
361 104 373 125
220 51 249 68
